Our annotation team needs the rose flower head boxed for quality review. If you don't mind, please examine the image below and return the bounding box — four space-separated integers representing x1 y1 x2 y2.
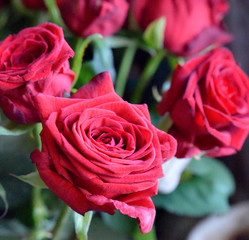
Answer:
131 0 232 57
0 22 74 124
57 0 129 37
31 71 176 234
157 48 249 158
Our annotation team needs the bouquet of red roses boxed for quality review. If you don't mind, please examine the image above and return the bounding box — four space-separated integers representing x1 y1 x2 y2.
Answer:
0 1 248 239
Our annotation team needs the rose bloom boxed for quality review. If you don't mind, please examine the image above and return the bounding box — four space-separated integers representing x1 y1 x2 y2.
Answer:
0 22 74 124
57 0 129 37
31 71 176 233
157 48 249 158
21 0 46 10
131 0 232 57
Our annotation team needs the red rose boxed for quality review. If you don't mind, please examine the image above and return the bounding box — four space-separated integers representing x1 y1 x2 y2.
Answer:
21 0 46 10
157 48 249 158
31 72 176 234
0 22 74 124
131 0 232 56
57 0 129 37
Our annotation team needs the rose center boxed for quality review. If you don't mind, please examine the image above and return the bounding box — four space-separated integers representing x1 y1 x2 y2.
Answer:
215 74 247 114
91 129 125 150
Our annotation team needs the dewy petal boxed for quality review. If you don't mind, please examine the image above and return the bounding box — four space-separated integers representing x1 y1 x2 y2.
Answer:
71 71 116 99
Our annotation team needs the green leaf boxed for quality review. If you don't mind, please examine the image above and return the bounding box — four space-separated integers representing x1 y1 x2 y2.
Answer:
101 211 136 234
11 172 48 189
0 121 35 136
74 211 93 240
143 17 166 49
0 184 8 218
153 157 235 216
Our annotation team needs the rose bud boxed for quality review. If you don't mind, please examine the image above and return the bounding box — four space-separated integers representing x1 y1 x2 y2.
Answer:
131 0 232 57
0 22 74 124
31 71 177 234
57 0 129 37
157 48 249 158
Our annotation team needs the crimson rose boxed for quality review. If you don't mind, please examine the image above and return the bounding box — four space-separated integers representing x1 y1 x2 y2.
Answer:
57 0 129 37
157 48 249 158
0 22 74 124
31 72 176 233
131 0 232 56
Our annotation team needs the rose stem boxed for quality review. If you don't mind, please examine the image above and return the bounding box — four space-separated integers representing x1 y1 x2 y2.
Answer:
30 186 48 240
30 124 48 240
51 204 72 240
44 0 64 27
71 34 103 89
130 50 166 104
115 43 137 98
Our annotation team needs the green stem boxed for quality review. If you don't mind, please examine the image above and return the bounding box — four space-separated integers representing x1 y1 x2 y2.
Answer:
30 184 48 240
130 50 166 103
115 44 137 98
32 186 46 229
133 225 157 240
29 123 47 240
44 0 64 27
52 204 72 240
71 35 103 88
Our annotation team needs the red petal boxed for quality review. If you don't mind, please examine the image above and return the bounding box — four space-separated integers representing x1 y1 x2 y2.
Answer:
72 72 115 99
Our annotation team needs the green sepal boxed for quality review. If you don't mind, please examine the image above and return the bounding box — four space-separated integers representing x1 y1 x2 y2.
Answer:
11 172 48 189
74 211 93 240
143 17 166 50
0 122 35 136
